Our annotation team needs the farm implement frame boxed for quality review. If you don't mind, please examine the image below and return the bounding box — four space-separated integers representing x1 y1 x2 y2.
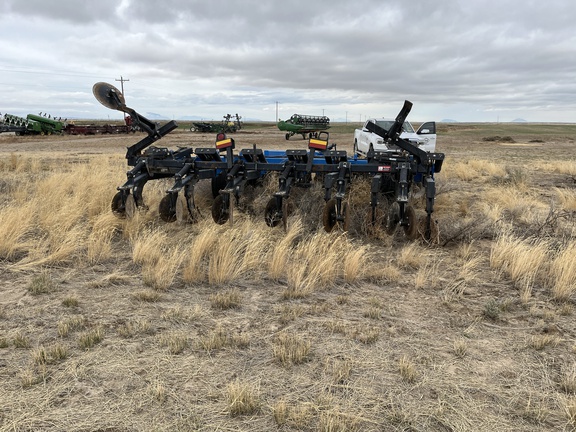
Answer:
190 114 243 133
1 112 135 136
95 82 444 240
277 114 330 140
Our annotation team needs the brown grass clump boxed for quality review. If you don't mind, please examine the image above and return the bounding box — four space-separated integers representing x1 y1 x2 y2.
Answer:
273 332 311 366
553 187 576 212
414 259 440 289
563 397 576 428
272 400 315 428
0 203 35 260
559 364 576 395
268 219 303 280
189 329 243 351
87 212 120 264
327 358 353 385
397 242 427 269
57 315 86 338
132 229 167 266
182 224 218 284
27 271 56 295
77 326 104 350
132 289 162 303
117 318 153 338
442 159 507 182
350 325 380 345
160 332 189 354
490 233 549 300
276 304 306 325
527 334 561 351
141 246 185 291
12 332 30 349
538 160 576 177
32 343 68 365
453 339 468 358
282 231 362 298
210 288 242 309
547 240 576 301
398 355 419 383
226 379 260 416
205 220 270 285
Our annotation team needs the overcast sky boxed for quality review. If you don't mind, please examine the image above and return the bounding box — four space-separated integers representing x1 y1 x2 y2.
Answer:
1 0 575 123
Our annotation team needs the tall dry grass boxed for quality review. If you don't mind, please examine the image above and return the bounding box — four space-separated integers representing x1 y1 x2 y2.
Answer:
480 187 547 228
0 151 421 291
180 215 371 290
491 232 576 302
547 240 576 301
553 188 576 212
441 159 507 182
536 160 576 177
0 155 125 267
0 202 36 260
490 232 549 300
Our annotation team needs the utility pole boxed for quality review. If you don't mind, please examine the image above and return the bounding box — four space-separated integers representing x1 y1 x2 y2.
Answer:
115 76 129 96
275 101 279 122
115 76 129 119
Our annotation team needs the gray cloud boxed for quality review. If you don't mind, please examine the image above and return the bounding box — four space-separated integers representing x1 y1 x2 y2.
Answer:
0 0 575 122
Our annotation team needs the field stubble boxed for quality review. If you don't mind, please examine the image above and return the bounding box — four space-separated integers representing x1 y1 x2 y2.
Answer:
0 124 576 431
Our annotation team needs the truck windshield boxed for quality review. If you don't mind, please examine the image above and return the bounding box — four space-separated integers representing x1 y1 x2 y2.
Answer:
374 120 414 133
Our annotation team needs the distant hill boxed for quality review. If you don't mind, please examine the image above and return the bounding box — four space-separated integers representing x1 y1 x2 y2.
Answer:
145 112 169 120
512 118 527 122
178 116 212 121
144 115 264 122
441 119 458 123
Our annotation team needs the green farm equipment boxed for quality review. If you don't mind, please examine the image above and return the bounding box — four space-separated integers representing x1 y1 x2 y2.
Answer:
1 113 64 135
190 113 243 133
277 114 330 140
26 114 64 134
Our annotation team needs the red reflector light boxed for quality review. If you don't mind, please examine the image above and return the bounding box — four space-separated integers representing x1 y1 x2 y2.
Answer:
309 138 328 150
216 138 234 150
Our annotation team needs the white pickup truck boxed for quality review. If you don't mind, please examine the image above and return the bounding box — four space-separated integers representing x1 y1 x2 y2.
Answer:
354 118 437 156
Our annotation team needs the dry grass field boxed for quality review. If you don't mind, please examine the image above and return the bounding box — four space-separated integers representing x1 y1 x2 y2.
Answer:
0 121 575 431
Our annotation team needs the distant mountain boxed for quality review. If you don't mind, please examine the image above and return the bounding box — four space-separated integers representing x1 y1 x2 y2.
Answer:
441 119 458 123
176 116 263 122
134 114 265 122
146 112 169 120
512 118 527 122
178 115 215 121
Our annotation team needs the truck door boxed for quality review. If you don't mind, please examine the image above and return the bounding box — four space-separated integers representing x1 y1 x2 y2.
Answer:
416 121 436 152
